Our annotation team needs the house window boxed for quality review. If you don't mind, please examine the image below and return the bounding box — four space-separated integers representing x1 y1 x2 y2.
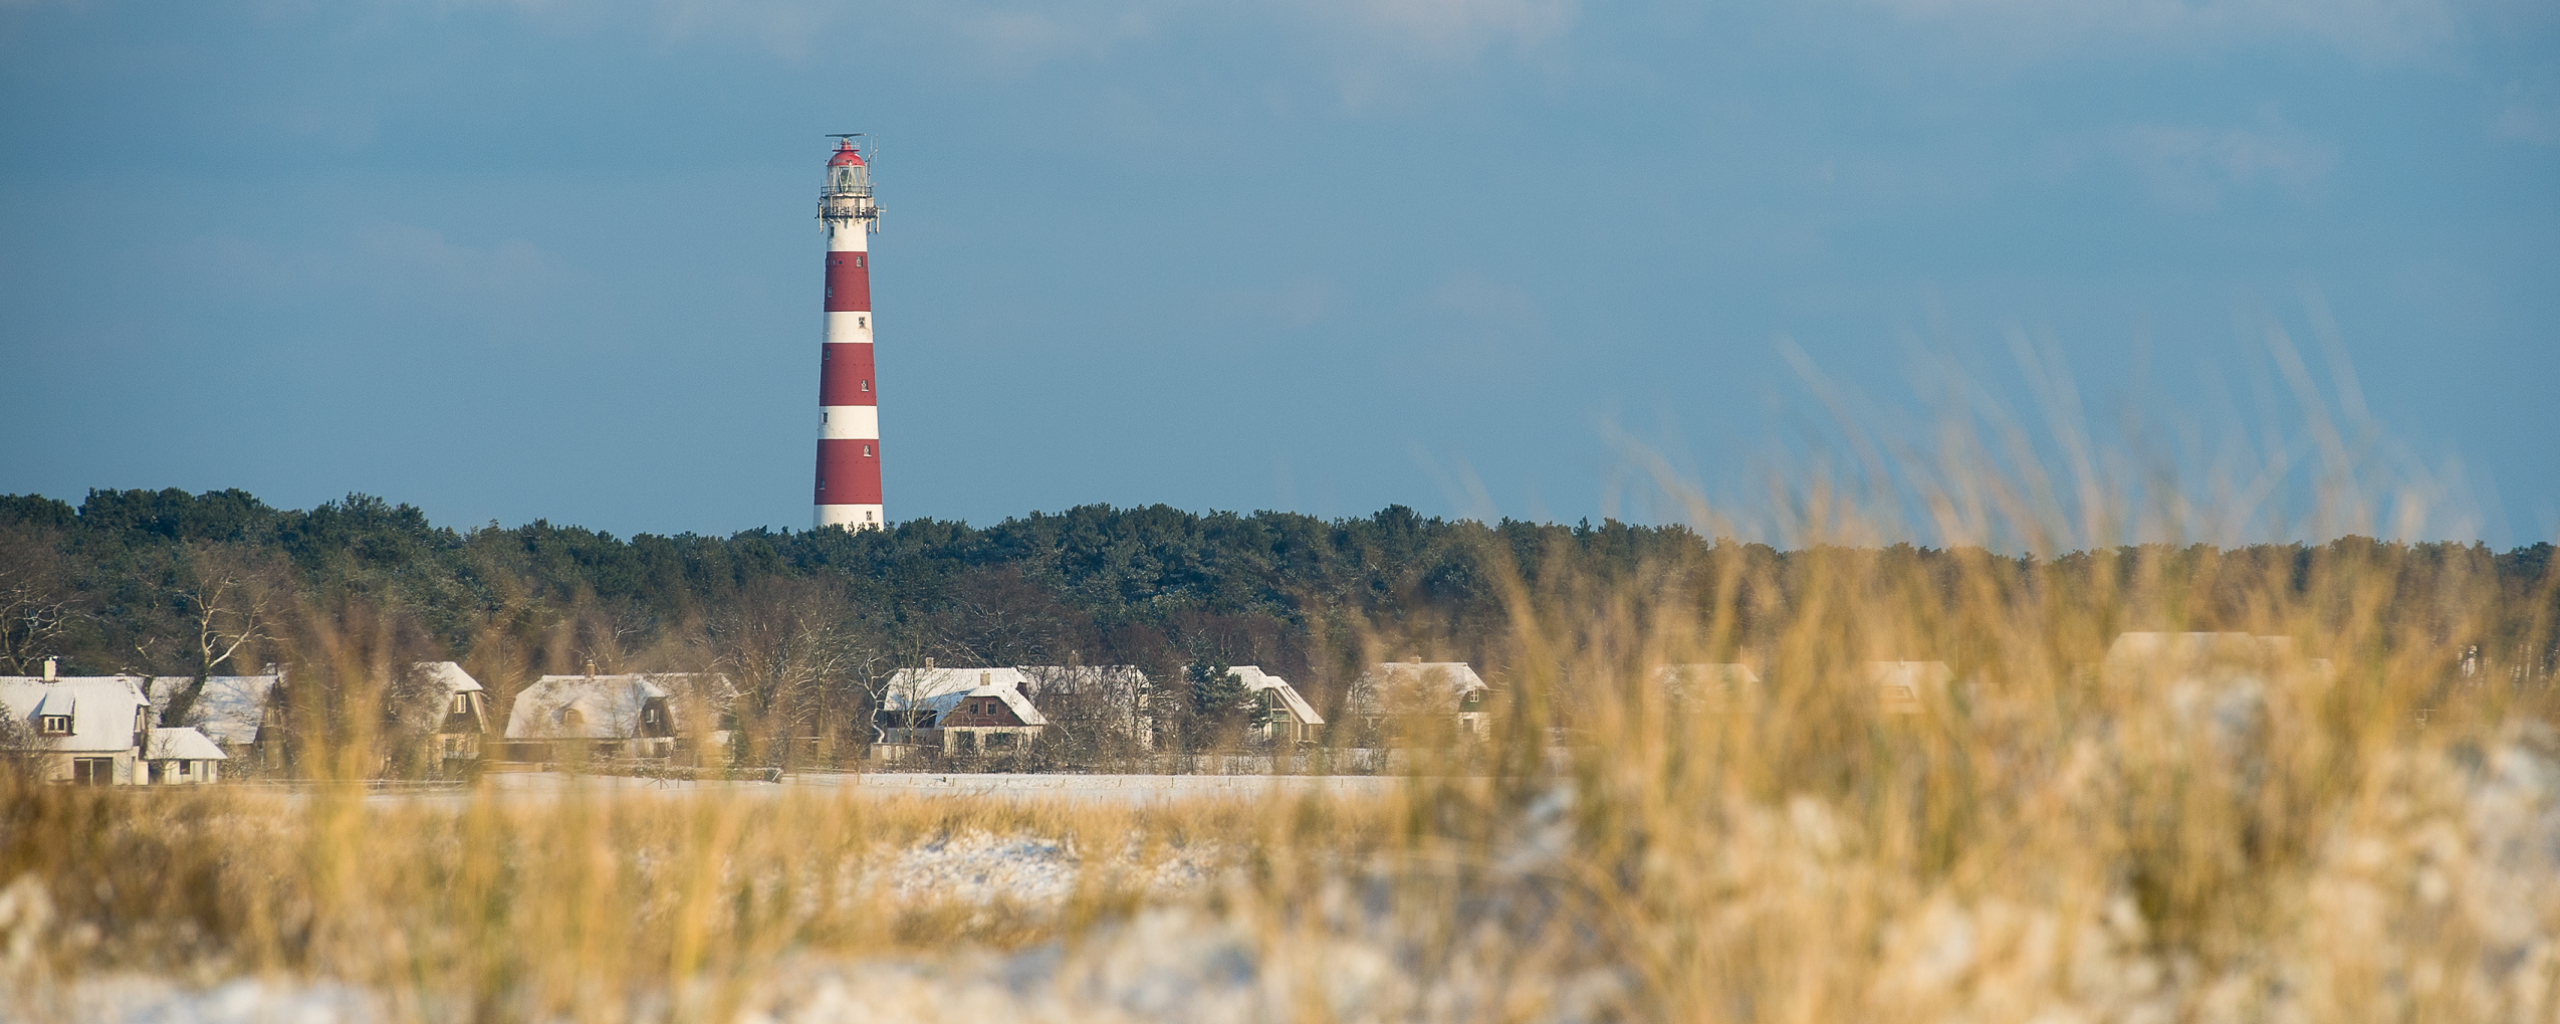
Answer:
72 758 113 785
38 715 71 735
177 760 192 776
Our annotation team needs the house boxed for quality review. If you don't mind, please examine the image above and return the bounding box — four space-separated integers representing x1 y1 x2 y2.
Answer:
153 667 287 769
1654 663 1761 713
143 727 227 784
501 670 734 762
413 661 490 761
1347 660 1491 741
0 658 152 784
1862 661 1953 715
875 667 1049 756
1224 666 1323 744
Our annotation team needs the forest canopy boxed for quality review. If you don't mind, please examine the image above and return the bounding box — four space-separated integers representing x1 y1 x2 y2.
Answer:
2 488 2551 759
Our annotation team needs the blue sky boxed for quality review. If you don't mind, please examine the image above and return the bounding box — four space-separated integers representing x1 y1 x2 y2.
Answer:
2 0 2553 545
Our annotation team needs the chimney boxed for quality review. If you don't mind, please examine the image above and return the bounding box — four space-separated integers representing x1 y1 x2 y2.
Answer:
924 656 935 670
586 660 597 678
42 656 57 682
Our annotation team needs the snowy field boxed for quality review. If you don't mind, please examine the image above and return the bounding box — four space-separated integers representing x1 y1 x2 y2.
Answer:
12 734 2558 1024
355 770 1406 806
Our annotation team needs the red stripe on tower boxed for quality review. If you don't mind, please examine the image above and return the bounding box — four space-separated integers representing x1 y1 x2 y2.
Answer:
814 439 883 504
824 253 871 312
818 343 876 405
813 135 885 531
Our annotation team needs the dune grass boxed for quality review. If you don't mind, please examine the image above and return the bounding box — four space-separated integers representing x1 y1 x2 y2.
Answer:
4 417 2556 1022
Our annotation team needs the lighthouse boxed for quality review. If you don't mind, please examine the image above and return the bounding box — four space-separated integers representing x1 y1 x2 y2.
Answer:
814 135 884 530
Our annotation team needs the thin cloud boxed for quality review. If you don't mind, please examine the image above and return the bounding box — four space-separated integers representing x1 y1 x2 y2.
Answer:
1315 0 1578 59
1866 0 2472 66
2493 81 2560 144
2110 118 2336 211
356 223 579 305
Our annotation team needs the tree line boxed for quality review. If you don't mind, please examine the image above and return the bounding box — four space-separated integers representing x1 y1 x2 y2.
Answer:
1 488 2551 768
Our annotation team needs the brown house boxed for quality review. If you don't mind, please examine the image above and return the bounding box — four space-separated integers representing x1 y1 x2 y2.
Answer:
875 667 1051 756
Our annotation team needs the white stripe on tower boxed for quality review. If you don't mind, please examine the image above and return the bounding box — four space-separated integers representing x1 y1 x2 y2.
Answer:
814 135 884 531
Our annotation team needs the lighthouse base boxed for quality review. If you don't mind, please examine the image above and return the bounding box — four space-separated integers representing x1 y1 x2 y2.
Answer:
816 504 885 531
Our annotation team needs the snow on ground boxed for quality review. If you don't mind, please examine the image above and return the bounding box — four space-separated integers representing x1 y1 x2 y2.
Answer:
879 828 1223 907
16 730 2559 1024
378 771 1401 807
797 771 1402 804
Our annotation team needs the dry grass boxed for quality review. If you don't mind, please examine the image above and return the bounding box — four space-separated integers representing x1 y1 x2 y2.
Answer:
0 781 1356 1021
4 430 2557 1021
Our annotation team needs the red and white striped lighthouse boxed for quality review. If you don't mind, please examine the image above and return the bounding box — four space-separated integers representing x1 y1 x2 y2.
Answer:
814 135 884 530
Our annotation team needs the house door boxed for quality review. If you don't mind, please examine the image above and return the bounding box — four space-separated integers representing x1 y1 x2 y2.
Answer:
72 758 116 785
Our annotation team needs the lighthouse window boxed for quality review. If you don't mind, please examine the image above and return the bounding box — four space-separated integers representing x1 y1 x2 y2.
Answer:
857 316 866 328
860 380 869 392
863 444 873 457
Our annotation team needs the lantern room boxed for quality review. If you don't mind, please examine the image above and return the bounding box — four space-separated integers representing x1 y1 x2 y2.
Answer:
825 138 870 196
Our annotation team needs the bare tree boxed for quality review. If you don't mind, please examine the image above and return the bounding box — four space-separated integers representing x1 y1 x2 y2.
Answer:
158 544 280 727
0 526 81 674
705 576 881 763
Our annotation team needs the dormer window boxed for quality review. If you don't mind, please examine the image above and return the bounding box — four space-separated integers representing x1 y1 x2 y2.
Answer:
450 694 471 715
38 715 71 735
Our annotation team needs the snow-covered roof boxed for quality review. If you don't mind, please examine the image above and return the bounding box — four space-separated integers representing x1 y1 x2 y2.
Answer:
413 661 483 694
881 667 1049 727
149 671 284 748
504 674 686 740
0 675 150 754
1229 666 1323 726
1348 662 1489 715
146 727 228 761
